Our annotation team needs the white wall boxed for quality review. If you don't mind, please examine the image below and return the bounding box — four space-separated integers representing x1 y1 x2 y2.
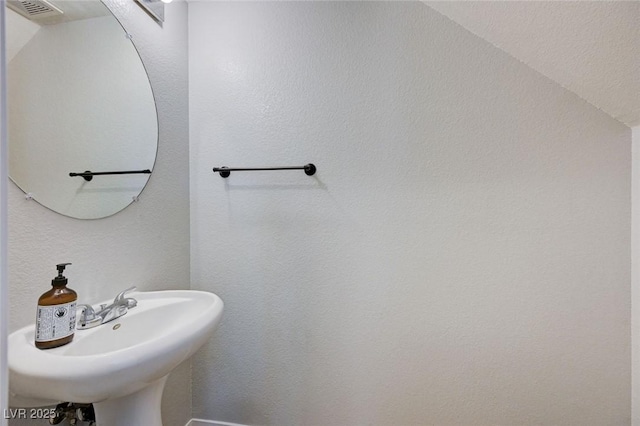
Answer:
1 3 9 426
633 126 640 426
7 1 190 425
189 2 631 425
5 8 38 63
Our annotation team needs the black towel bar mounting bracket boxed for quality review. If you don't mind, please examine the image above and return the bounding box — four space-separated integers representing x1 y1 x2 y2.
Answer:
213 163 316 178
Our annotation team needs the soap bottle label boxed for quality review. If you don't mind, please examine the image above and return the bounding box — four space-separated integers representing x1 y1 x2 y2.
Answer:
35 301 77 342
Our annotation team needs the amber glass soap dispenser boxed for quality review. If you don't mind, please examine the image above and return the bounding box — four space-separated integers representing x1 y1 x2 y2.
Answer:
35 263 77 349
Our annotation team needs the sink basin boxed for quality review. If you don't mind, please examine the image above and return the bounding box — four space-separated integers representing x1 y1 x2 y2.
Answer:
9 290 223 425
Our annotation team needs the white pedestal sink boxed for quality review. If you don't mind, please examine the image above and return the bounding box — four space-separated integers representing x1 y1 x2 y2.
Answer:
8 290 224 426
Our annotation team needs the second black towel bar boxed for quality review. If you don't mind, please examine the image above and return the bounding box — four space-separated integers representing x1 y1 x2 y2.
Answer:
69 169 151 182
213 163 316 178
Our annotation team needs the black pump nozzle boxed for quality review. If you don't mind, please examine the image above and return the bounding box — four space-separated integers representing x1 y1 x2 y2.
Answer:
56 263 71 277
53 263 71 286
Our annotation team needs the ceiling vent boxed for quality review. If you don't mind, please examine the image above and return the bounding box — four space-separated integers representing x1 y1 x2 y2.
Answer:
7 0 63 21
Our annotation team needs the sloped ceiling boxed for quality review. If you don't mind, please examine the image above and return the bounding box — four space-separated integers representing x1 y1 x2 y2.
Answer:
6 1 112 62
425 1 640 128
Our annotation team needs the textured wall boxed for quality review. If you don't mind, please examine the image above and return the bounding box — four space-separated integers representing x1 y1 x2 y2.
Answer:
189 2 631 425
5 8 39 63
7 1 190 425
633 126 640 426
1 4 9 426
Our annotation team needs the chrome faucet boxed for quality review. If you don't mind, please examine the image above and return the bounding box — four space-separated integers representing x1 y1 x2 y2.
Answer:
77 287 138 330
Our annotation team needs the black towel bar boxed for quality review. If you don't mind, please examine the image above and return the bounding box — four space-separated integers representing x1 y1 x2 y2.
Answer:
212 163 316 178
69 169 152 182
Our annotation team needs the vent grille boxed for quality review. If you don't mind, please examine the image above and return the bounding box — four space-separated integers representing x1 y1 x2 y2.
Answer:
7 0 63 20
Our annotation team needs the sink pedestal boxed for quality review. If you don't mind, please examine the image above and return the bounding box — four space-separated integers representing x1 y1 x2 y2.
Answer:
92 376 168 426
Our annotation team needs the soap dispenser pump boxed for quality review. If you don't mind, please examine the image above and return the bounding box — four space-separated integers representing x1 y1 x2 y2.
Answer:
35 263 78 349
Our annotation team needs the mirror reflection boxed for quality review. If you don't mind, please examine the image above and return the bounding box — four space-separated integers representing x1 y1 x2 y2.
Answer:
7 0 158 219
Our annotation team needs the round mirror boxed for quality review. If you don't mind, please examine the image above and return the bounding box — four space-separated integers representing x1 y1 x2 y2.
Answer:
6 0 158 219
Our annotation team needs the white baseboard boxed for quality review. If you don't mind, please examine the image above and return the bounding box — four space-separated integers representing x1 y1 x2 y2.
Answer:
186 419 250 426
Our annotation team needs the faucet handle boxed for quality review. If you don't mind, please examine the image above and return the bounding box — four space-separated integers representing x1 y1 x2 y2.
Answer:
114 286 137 303
77 304 102 330
77 304 96 321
